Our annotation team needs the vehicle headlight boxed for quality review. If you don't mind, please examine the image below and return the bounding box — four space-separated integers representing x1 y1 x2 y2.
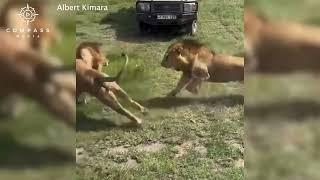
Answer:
137 2 150 12
184 2 197 12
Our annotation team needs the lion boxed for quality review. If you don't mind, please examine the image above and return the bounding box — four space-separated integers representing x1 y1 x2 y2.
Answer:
161 39 244 96
0 30 75 126
75 42 109 104
0 0 63 117
245 8 320 73
76 47 146 125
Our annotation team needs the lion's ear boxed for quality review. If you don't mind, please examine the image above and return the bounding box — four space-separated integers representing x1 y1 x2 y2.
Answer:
191 57 210 80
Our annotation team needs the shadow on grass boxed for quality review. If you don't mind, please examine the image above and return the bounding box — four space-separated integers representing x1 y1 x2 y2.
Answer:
246 101 320 121
76 111 141 132
0 132 73 169
100 7 186 43
143 95 244 109
76 110 116 132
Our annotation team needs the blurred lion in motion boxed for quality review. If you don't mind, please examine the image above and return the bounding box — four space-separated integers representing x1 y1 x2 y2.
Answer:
245 8 320 73
0 30 75 126
0 0 74 126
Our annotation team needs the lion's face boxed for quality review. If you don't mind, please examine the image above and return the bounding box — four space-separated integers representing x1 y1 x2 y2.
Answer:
91 50 109 68
161 44 189 71
77 42 109 67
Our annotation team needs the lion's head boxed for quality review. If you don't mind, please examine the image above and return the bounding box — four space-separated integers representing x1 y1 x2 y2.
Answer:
161 41 192 71
161 40 212 72
76 42 109 68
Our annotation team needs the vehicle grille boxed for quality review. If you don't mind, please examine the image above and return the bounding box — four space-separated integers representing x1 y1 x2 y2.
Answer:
153 3 181 13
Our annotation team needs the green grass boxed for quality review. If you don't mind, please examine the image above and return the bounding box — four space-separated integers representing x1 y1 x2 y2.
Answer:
76 0 244 179
0 1 75 179
245 0 320 180
246 0 320 25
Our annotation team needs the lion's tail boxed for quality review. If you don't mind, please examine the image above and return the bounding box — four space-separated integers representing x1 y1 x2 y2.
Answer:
95 53 129 84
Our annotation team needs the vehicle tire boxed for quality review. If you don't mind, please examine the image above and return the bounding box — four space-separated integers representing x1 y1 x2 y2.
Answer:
187 20 198 36
139 22 148 34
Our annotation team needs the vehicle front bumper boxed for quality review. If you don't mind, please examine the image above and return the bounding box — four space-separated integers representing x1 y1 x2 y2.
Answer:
137 13 197 26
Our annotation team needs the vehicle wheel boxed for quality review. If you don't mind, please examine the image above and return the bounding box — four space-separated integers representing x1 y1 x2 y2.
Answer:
139 22 148 34
187 20 198 36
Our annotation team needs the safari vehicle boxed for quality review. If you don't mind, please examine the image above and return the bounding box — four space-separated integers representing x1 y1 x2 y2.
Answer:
136 0 198 35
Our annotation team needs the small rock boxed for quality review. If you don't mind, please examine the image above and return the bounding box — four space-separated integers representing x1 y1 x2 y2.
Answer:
136 142 165 153
226 140 244 154
194 146 208 156
76 147 88 164
108 146 129 155
125 158 138 169
234 158 244 168
124 144 131 148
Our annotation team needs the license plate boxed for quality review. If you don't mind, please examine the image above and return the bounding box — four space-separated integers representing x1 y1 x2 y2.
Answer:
157 15 177 20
